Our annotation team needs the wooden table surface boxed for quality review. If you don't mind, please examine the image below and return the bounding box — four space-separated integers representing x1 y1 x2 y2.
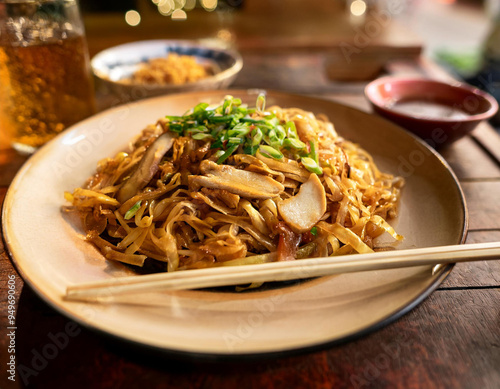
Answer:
1 52 500 389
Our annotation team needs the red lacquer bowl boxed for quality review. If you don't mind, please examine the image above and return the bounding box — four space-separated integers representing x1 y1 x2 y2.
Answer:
365 77 498 148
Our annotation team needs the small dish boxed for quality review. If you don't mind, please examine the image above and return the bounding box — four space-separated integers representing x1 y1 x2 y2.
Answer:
91 40 243 102
365 77 498 148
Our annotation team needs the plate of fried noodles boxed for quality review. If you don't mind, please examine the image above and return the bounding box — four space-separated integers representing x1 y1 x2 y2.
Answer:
3 90 467 357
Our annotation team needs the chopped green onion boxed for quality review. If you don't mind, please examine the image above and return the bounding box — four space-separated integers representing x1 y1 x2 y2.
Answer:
210 138 224 149
301 157 323 175
165 115 184 121
251 128 263 146
191 133 213 140
186 126 207 134
267 116 279 126
309 139 320 164
283 138 306 150
259 145 283 160
222 96 234 115
193 102 209 116
285 121 299 139
264 128 279 146
159 96 328 169
228 136 243 145
217 144 239 164
227 122 250 137
209 115 234 123
310 226 318 236
124 201 142 220
256 93 266 112
243 145 259 155
213 150 225 160
169 123 184 133
241 117 266 124
275 125 286 141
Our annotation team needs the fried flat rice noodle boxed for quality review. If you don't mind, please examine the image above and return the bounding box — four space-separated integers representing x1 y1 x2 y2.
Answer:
65 102 404 272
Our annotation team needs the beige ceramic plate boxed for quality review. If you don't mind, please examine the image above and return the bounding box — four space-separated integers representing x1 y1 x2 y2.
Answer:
3 90 467 358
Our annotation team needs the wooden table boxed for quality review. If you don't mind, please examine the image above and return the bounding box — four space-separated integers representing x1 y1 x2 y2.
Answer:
1 53 500 388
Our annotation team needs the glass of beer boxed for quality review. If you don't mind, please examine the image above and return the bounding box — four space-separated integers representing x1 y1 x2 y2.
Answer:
0 0 95 155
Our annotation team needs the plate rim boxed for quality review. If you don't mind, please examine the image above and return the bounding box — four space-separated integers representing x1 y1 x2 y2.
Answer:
2 89 468 359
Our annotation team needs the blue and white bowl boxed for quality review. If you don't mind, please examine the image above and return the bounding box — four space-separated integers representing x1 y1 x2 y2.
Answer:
91 40 243 101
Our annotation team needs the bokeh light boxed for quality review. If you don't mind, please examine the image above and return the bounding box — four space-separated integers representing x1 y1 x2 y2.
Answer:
158 0 174 16
217 29 234 43
125 10 141 26
350 0 367 16
201 0 218 12
171 9 187 20
174 0 187 9
155 0 220 19
184 0 196 11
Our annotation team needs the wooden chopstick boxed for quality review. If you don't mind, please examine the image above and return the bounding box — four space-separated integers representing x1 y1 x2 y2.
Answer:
65 242 500 301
